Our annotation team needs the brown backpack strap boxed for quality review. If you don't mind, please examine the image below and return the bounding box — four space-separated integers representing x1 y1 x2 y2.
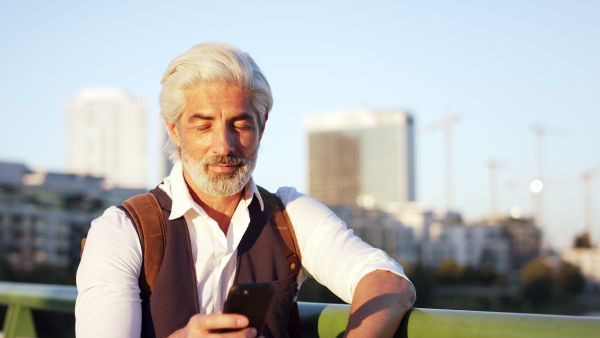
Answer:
80 238 87 258
257 186 303 337
257 186 302 299
121 192 167 299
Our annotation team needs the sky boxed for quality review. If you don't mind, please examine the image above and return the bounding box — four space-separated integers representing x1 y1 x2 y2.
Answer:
1 0 599 252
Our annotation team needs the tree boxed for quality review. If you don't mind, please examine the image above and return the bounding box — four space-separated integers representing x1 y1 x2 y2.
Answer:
477 264 497 285
520 257 554 305
0 253 14 281
554 260 585 295
405 264 435 307
574 232 592 248
436 259 458 284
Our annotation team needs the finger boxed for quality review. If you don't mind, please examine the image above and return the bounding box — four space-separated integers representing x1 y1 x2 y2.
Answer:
219 327 258 337
189 313 250 331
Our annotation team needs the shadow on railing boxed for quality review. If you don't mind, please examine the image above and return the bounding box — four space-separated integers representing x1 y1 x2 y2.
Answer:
2 282 600 338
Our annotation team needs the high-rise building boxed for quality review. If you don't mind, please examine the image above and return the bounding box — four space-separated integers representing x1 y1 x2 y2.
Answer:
65 88 147 189
305 108 415 211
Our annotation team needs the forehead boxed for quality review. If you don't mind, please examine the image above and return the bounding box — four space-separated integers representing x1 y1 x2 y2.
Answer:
183 82 253 115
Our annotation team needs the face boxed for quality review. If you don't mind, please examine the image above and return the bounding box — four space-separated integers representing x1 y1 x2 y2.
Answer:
166 82 264 197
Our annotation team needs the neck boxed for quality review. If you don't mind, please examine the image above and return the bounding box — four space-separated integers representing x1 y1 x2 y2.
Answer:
183 168 244 235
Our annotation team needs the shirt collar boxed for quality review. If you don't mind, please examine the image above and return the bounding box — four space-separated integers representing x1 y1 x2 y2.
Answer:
167 162 264 220
247 176 265 211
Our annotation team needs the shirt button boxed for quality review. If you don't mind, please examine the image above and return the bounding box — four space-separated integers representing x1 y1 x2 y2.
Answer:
217 232 223 237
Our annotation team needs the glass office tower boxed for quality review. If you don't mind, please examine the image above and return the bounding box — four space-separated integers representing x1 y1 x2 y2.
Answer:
306 108 415 211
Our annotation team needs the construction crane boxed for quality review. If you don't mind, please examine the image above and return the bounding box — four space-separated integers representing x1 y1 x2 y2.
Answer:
505 177 547 215
488 160 508 217
420 109 461 211
527 124 565 233
529 124 565 179
582 166 600 241
507 166 600 248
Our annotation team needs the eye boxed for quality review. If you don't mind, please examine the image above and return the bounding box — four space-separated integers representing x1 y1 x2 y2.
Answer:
234 121 253 131
194 124 211 131
183 118 211 131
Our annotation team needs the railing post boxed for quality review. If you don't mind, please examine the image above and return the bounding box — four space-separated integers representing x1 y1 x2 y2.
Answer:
2 304 38 338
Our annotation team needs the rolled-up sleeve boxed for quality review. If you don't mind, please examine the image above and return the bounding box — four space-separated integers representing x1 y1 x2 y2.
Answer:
75 206 144 338
276 187 416 304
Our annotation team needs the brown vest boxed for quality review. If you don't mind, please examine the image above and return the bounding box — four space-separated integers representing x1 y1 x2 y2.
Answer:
135 187 295 338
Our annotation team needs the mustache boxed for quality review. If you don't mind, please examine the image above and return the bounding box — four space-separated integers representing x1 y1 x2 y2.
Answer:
201 155 248 166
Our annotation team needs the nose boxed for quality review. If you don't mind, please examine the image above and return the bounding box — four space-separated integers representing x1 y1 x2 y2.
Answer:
211 125 235 155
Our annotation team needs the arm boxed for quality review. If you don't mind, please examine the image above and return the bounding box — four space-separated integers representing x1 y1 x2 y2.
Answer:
277 188 415 304
344 270 414 338
275 188 416 337
75 207 144 337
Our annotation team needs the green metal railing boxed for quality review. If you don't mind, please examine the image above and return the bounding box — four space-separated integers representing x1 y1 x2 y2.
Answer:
0 282 76 338
2 281 600 337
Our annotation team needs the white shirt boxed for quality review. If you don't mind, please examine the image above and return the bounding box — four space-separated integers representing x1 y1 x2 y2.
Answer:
75 162 415 337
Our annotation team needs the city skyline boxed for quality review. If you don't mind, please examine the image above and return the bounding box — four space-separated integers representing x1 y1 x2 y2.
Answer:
1 1 599 251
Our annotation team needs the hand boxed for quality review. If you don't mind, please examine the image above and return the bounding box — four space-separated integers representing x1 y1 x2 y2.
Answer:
168 312 258 337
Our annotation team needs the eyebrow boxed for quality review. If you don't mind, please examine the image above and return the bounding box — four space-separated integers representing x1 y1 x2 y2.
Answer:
188 113 213 122
187 112 255 122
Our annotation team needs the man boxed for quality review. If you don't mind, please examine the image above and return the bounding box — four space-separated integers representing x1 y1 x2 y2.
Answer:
76 43 415 337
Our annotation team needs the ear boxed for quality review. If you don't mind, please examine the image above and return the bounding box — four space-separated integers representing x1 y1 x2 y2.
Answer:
259 111 269 140
166 120 182 147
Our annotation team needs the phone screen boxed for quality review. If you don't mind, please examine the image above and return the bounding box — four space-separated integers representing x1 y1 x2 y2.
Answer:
221 282 276 335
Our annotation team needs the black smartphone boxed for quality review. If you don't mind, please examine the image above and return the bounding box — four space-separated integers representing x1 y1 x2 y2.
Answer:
220 282 276 335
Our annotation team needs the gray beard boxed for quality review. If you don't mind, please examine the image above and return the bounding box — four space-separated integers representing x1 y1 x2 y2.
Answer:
180 147 257 197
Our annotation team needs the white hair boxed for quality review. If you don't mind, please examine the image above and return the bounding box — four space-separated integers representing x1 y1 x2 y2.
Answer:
160 43 273 162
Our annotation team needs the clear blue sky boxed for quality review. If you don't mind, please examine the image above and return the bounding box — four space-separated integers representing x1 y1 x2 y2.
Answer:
1 0 599 251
